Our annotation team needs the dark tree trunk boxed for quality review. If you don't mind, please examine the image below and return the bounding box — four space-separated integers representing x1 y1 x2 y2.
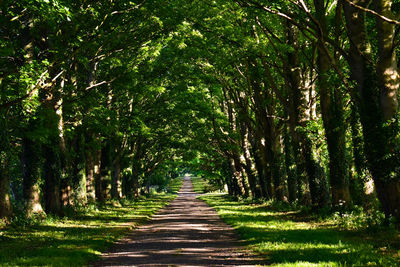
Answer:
111 156 121 199
43 143 62 215
0 115 12 219
70 131 86 205
270 139 285 201
314 0 349 207
233 155 249 197
100 144 110 200
240 123 260 198
349 106 367 206
344 0 400 219
0 155 11 219
85 149 96 202
94 145 103 202
284 124 297 203
21 137 44 216
228 158 241 196
40 95 63 215
249 133 267 199
132 168 140 198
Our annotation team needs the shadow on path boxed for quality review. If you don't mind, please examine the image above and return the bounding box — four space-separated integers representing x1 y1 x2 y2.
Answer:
92 176 264 266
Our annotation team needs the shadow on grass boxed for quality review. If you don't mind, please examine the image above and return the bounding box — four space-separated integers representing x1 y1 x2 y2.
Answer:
200 194 399 266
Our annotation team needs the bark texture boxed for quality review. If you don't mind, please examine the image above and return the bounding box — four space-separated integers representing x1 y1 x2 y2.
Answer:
344 0 400 218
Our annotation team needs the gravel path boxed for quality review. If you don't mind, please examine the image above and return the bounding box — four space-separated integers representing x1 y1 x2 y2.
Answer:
93 176 264 266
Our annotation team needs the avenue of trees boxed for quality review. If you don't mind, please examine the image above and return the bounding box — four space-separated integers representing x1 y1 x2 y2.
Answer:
1 0 400 222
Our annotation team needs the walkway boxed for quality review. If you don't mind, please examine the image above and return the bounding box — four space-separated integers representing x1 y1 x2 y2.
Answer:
94 176 263 266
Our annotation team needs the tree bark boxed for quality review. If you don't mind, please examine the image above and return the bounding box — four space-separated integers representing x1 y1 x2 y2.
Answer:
94 143 103 202
43 142 62 215
314 0 349 207
21 137 44 216
250 134 269 199
40 93 62 215
111 156 122 199
0 114 12 219
284 123 297 203
343 0 400 219
85 148 96 202
0 152 11 219
228 158 241 196
241 125 261 198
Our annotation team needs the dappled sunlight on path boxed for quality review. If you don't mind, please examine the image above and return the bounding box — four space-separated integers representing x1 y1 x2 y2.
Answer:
92 176 264 266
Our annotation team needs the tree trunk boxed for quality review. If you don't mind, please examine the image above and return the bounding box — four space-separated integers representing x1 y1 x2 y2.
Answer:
100 144 110 200
94 144 103 202
349 105 368 206
70 132 87 205
85 149 96 202
0 154 11 220
43 143 62 215
21 137 44 216
375 0 399 121
248 61 273 199
284 124 297 203
259 146 273 199
132 168 140 198
314 0 349 207
373 0 400 219
249 138 268 199
0 114 12 219
284 21 312 204
57 96 72 208
344 0 400 219
223 160 235 195
40 94 62 215
233 155 248 197
266 142 282 201
111 156 122 199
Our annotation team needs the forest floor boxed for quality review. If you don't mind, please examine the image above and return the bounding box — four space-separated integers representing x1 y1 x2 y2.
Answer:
92 175 264 266
195 184 400 266
0 178 182 266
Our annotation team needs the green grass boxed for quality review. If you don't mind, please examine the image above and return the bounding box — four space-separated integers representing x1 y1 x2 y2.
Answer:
199 193 400 266
191 176 209 193
0 177 183 266
167 176 184 193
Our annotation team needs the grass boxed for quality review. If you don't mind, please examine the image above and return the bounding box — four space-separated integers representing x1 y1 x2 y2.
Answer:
199 193 400 266
191 176 209 193
0 177 183 266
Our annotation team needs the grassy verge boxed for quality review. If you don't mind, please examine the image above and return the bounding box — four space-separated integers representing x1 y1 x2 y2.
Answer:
191 176 209 193
199 193 400 266
0 177 183 266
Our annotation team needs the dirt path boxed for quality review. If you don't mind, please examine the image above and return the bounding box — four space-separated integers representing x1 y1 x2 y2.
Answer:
93 176 264 266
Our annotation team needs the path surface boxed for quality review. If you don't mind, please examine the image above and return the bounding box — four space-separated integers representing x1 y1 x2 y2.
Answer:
93 176 264 266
